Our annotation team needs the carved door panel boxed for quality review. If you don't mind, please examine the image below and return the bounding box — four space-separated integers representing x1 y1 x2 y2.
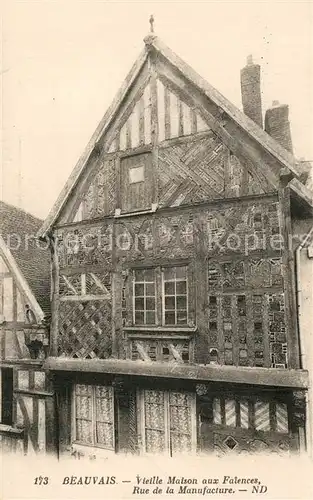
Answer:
204 426 291 456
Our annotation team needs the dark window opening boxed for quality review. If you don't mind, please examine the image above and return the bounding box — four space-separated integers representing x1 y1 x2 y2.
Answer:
182 352 189 362
1 368 13 426
237 295 246 316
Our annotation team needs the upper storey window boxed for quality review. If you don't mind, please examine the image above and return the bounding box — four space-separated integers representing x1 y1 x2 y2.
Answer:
129 165 144 184
120 152 153 213
163 266 188 326
133 269 157 325
131 265 190 327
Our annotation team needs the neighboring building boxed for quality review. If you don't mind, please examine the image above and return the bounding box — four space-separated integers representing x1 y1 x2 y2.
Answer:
0 201 52 454
38 30 313 459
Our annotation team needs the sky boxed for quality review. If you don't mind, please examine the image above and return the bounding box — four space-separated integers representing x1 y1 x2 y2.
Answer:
1 0 313 219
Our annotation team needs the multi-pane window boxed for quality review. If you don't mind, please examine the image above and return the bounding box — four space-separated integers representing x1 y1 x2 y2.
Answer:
132 265 190 326
133 269 156 325
140 389 196 456
163 266 188 325
73 384 115 450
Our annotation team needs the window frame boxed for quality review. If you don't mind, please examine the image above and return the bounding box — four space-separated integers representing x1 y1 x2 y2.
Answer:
130 263 192 328
72 383 115 451
132 268 157 326
161 266 189 326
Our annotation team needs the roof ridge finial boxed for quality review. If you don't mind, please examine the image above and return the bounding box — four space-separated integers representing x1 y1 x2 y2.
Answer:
149 14 155 33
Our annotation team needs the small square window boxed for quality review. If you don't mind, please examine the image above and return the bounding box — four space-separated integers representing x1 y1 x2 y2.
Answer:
223 322 232 331
254 322 263 332
182 352 189 362
129 165 144 184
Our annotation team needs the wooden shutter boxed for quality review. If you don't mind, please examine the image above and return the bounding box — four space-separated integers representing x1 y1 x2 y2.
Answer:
142 389 167 454
94 386 114 449
74 384 93 444
140 389 196 456
73 384 115 450
169 392 195 455
120 153 153 212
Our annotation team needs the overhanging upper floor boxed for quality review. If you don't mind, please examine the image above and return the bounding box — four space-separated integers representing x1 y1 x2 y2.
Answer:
44 357 309 390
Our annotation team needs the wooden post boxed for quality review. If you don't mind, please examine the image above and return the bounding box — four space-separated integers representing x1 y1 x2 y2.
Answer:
50 235 59 357
150 51 159 207
45 373 57 455
279 187 300 369
193 212 209 364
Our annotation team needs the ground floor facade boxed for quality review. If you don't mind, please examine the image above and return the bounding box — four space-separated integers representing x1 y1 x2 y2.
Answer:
0 360 308 459
53 370 305 459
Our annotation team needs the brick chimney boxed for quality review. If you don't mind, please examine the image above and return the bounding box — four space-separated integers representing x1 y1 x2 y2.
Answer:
264 100 293 153
240 55 263 128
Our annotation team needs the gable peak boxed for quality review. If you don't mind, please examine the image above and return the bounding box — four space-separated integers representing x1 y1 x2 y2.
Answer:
144 14 158 47
149 14 155 33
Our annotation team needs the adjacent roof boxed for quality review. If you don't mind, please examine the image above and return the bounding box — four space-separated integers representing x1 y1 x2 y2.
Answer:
0 201 50 316
38 34 309 237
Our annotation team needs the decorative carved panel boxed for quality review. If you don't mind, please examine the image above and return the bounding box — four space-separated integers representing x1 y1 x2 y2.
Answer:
199 391 292 455
115 213 195 264
155 214 194 259
115 217 154 264
205 200 287 369
129 338 191 362
212 430 290 456
206 201 281 256
58 300 112 359
208 257 283 292
56 223 113 269
158 135 227 207
208 290 287 368
59 272 111 298
71 159 116 223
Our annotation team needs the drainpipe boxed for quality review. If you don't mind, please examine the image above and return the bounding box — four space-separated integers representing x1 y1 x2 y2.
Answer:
295 225 313 457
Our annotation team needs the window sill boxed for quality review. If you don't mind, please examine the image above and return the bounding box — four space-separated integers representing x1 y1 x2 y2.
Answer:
124 325 197 334
0 424 24 437
114 204 158 218
70 443 115 460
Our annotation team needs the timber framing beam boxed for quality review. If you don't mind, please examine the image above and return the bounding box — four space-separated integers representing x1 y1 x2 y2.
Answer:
44 357 309 389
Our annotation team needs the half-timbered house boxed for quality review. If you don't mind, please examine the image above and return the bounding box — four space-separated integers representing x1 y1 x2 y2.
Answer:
0 201 52 455
39 29 313 459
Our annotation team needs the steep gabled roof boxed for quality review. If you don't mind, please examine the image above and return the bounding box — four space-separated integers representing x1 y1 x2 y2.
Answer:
38 34 308 238
0 201 50 316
